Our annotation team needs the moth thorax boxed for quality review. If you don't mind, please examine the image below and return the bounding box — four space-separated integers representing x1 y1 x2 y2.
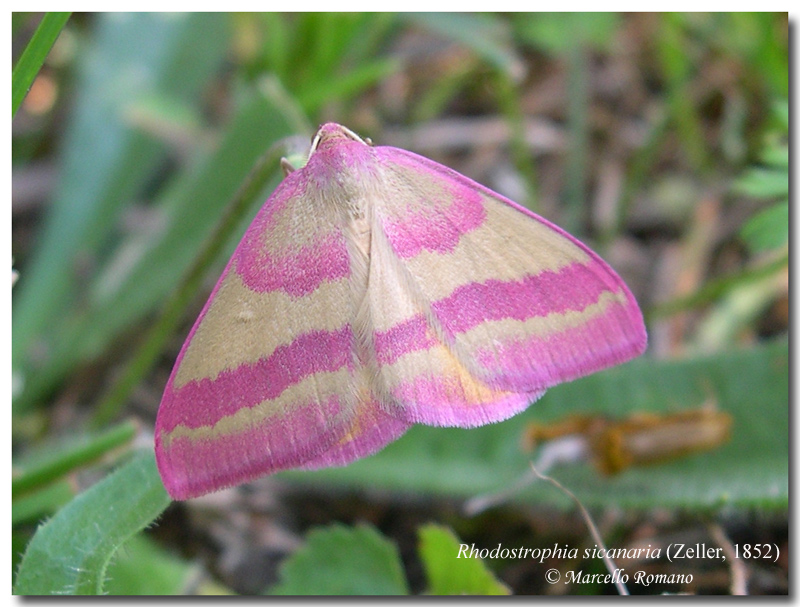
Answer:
345 203 372 259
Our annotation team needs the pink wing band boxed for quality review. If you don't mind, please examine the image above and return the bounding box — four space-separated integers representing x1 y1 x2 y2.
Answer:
473 298 646 391
431 258 626 332
156 396 346 499
227 173 351 298
381 185 486 257
374 315 436 366
371 258 622 363
236 230 350 297
157 326 353 432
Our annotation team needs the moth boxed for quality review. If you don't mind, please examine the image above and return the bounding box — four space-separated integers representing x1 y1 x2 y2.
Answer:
155 123 647 499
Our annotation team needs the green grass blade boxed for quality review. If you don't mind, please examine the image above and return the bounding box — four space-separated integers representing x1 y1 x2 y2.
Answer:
297 57 400 114
12 481 74 526
12 12 71 117
12 420 138 498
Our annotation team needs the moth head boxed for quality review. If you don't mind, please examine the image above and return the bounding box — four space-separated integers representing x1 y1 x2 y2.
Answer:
305 124 379 190
310 123 368 154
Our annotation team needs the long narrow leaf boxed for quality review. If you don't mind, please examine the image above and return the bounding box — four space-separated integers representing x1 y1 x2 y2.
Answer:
12 12 71 117
12 420 137 498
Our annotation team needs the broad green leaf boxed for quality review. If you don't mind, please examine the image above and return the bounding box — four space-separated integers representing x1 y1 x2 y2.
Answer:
270 524 409 595
103 535 195 596
419 525 509 595
14 451 170 595
291 339 788 510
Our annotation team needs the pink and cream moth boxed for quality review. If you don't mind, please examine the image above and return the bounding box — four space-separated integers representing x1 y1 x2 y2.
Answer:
155 123 647 500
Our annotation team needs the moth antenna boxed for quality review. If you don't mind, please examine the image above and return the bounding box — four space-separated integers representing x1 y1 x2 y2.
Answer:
280 157 296 176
